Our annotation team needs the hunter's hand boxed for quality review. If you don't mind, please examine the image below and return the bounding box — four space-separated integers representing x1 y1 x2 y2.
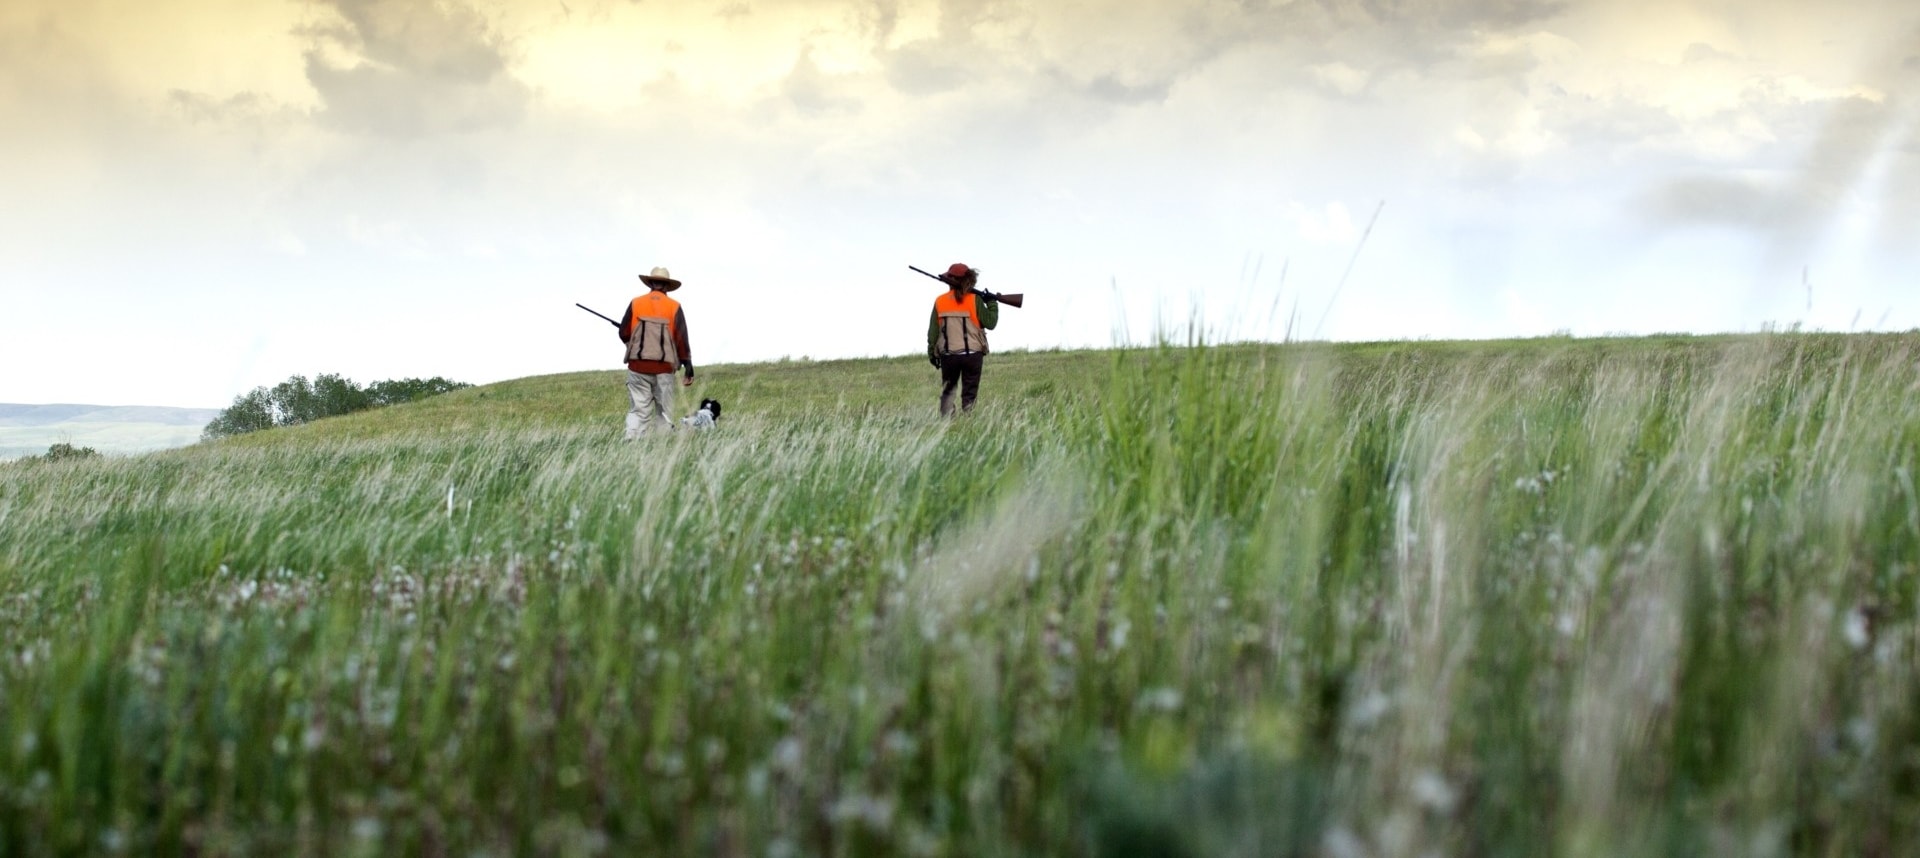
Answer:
682 374 695 387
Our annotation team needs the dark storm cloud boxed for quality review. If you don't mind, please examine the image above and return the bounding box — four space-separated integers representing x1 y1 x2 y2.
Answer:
318 0 510 78
302 0 530 137
865 0 1006 95
1647 177 1790 229
761 0 1585 194
1292 0 1572 73
1644 100 1919 300
1644 93 1893 227
1409 0 1570 30
848 0 1574 114
1880 125 1920 251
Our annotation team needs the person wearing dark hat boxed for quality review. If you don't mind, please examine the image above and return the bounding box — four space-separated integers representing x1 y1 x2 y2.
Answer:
617 266 695 439
926 262 998 416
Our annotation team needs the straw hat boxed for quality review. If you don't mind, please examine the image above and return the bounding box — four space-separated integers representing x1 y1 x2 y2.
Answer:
639 266 682 291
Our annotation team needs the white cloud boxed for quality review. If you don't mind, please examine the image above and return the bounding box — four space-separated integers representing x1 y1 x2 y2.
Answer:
3 0 1918 406
345 215 431 257
1310 62 1371 97
1291 202 1359 246
272 233 308 256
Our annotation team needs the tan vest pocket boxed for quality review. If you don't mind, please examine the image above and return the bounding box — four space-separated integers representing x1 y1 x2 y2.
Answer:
626 319 679 364
938 312 986 355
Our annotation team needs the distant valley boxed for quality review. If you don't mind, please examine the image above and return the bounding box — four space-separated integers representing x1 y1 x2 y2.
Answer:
0 403 220 459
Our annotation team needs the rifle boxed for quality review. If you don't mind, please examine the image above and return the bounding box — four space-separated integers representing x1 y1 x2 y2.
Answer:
909 265 1024 308
576 303 619 327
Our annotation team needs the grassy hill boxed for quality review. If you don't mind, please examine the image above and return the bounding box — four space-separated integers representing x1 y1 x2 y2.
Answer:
0 403 220 460
3 334 1919 855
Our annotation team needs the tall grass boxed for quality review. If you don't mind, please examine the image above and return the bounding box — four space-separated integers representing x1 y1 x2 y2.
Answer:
2 333 1918 856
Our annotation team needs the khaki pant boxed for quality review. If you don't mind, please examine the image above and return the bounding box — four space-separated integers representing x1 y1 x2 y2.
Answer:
625 371 677 439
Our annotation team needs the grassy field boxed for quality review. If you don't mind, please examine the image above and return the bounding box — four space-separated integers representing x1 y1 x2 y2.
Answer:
3 333 1919 856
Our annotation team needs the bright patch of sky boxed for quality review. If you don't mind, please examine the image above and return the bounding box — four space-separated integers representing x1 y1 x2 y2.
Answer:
1 0 1915 406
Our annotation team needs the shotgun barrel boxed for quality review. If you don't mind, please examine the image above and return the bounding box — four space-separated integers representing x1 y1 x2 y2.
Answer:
575 303 620 326
908 265 1024 308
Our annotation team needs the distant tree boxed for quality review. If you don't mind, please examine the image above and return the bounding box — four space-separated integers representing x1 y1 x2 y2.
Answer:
42 442 101 462
203 373 472 440
366 376 470 406
201 389 274 440
286 372 368 422
266 375 321 425
309 373 373 419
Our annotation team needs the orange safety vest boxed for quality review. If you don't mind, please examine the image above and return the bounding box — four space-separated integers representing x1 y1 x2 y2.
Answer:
626 292 682 365
933 291 988 355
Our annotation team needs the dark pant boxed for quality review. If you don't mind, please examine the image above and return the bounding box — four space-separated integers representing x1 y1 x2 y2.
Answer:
939 352 984 416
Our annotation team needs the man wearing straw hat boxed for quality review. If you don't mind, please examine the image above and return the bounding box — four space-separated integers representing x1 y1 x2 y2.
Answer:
617 266 695 439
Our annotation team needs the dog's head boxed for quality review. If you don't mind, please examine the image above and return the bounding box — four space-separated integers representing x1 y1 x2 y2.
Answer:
700 398 722 421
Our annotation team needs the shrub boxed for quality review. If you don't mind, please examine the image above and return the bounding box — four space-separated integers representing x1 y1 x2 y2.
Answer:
41 442 101 462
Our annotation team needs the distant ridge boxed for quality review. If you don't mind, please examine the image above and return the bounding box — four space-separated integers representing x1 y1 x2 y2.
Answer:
0 403 220 459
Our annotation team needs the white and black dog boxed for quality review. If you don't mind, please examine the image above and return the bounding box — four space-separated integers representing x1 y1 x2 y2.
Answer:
682 398 723 430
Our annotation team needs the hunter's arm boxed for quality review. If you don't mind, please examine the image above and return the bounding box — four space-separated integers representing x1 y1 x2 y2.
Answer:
978 295 999 331
617 303 634 342
675 308 694 376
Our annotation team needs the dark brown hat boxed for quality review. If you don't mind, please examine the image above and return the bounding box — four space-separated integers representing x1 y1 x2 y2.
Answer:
938 262 976 286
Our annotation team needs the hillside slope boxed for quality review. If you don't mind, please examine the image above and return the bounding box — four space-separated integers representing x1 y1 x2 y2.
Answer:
209 346 1124 441
5 333 1920 856
203 334 1756 443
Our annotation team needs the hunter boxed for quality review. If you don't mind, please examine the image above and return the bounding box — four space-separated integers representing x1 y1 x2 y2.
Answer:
927 262 999 416
618 266 695 439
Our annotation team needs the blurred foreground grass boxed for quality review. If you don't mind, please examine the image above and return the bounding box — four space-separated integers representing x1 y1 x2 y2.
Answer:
3 333 1920 856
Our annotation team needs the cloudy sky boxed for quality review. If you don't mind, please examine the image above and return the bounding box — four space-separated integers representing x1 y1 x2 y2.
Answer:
3 0 1916 407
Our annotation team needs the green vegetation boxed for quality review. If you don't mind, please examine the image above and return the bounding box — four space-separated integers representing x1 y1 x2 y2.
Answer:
4 333 1920 856
37 442 101 463
202 374 470 440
